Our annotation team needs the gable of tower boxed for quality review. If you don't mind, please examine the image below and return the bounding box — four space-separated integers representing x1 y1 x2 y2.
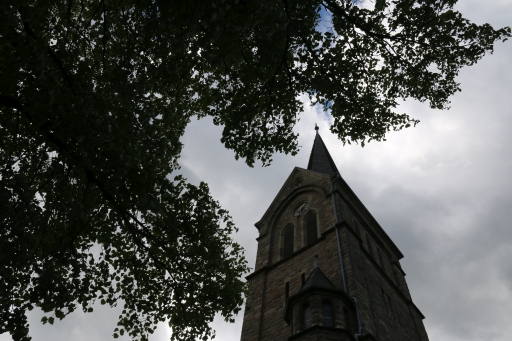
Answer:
255 167 330 234
252 167 335 271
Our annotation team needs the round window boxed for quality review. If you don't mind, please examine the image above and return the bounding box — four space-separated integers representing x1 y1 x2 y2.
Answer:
293 202 308 217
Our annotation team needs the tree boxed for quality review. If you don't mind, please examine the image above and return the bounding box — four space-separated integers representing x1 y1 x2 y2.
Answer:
0 0 509 340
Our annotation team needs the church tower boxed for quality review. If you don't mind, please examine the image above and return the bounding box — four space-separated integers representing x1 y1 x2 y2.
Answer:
240 130 429 341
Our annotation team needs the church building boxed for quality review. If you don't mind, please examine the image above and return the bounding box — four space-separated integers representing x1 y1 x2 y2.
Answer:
240 129 429 341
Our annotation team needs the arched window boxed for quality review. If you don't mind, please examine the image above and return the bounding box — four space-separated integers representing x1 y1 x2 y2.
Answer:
353 221 361 238
387 294 395 321
303 304 312 329
377 248 385 270
322 302 334 327
305 211 318 245
282 224 294 259
365 233 374 258
380 287 389 316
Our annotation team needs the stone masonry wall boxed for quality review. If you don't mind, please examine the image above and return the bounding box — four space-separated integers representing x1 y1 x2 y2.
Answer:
332 177 429 341
241 230 347 341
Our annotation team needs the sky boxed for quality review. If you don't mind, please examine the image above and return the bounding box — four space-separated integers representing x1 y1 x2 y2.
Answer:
2 1 511 341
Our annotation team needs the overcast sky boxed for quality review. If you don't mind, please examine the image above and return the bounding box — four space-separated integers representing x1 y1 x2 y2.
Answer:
2 1 511 341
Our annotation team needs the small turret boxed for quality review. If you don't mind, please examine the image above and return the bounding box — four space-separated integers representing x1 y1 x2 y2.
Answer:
284 257 357 340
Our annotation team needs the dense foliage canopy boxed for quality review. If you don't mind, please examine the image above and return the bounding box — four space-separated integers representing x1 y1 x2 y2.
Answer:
0 0 509 340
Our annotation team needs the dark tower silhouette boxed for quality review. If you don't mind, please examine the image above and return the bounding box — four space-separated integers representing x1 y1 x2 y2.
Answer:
240 130 428 341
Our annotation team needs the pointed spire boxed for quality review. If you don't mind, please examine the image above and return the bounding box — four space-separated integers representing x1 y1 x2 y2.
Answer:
307 126 339 175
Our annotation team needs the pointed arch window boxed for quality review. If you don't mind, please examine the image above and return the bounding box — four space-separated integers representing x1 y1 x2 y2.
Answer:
305 211 318 245
282 224 294 259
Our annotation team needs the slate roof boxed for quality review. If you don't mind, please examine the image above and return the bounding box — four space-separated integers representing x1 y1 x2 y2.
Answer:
299 267 337 292
306 130 339 175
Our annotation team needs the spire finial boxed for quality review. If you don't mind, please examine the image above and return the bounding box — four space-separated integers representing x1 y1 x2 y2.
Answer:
314 123 319 132
315 254 319 268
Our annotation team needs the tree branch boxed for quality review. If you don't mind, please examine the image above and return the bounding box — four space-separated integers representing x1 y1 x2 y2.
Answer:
321 0 416 44
19 13 75 92
0 94 23 111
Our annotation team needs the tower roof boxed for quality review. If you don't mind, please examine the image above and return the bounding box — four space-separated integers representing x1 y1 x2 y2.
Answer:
306 129 339 175
299 267 337 292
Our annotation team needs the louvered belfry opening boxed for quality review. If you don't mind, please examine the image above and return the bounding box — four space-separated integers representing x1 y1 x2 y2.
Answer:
305 211 318 245
282 224 294 258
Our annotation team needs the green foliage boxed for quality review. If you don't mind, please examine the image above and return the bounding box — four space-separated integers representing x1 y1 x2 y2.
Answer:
0 0 509 340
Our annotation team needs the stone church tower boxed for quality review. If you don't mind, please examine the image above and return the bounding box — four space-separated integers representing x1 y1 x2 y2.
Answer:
240 129 429 341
